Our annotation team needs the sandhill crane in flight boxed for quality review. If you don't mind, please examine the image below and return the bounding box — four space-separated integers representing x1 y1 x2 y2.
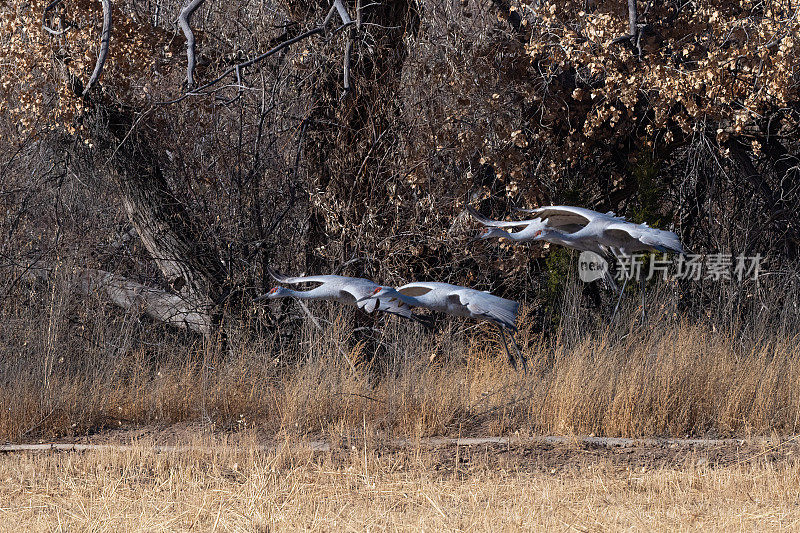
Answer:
469 205 684 256
358 281 526 371
255 269 432 328
469 205 685 320
517 206 684 256
468 205 618 290
519 206 685 320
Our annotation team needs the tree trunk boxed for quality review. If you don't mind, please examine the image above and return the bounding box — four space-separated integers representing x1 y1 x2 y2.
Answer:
91 106 230 334
627 0 637 41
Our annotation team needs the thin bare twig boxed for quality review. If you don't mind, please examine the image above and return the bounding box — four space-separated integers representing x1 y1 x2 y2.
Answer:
42 0 67 35
161 26 326 105
160 0 355 105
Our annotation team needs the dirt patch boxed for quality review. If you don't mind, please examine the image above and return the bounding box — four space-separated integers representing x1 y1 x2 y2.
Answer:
417 439 800 476
5 425 799 474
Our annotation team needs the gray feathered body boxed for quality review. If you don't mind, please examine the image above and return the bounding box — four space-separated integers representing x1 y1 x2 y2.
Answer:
396 281 519 331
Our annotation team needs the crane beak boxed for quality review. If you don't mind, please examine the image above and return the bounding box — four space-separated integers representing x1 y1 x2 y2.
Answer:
469 230 487 243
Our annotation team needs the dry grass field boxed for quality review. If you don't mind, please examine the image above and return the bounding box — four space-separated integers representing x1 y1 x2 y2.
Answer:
2 433 800 531
3 297 800 443
3 279 800 530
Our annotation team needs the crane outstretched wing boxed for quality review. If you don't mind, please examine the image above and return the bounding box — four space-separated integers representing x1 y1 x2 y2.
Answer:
516 206 594 227
353 287 433 328
467 206 536 228
606 224 684 254
358 294 379 313
397 284 436 297
515 205 626 227
376 297 413 318
352 286 422 318
457 291 519 331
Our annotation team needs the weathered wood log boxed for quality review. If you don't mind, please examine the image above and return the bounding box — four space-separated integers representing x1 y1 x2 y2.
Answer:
22 265 211 335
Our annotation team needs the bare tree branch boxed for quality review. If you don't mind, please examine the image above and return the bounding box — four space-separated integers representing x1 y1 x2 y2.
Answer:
332 0 352 26
342 39 352 100
42 0 67 35
322 0 351 32
161 0 354 105
82 0 111 96
611 0 639 52
177 0 205 88
627 0 637 43
341 0 361 100
168 27 323 103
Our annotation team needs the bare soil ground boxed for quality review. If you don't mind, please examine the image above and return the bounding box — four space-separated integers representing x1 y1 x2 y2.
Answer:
10 423 799 472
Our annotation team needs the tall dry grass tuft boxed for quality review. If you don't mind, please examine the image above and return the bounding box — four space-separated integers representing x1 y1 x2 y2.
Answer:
2 271 800 442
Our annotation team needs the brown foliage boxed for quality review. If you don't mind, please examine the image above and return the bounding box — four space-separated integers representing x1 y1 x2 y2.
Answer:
0 0 799 345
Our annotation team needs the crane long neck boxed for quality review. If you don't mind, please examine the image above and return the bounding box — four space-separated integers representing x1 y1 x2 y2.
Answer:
285 286 336 299
489 227 522 240
505 228 526 241
545 228 581 247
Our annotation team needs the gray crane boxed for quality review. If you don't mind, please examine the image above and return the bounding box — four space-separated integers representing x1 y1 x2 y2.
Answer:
358 281 526 371
256 270 432 328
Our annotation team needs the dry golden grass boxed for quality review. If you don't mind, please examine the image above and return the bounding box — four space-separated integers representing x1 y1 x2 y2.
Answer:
2 275 800 443
1 434 799 531
3 277 800 530
3 296 800 442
